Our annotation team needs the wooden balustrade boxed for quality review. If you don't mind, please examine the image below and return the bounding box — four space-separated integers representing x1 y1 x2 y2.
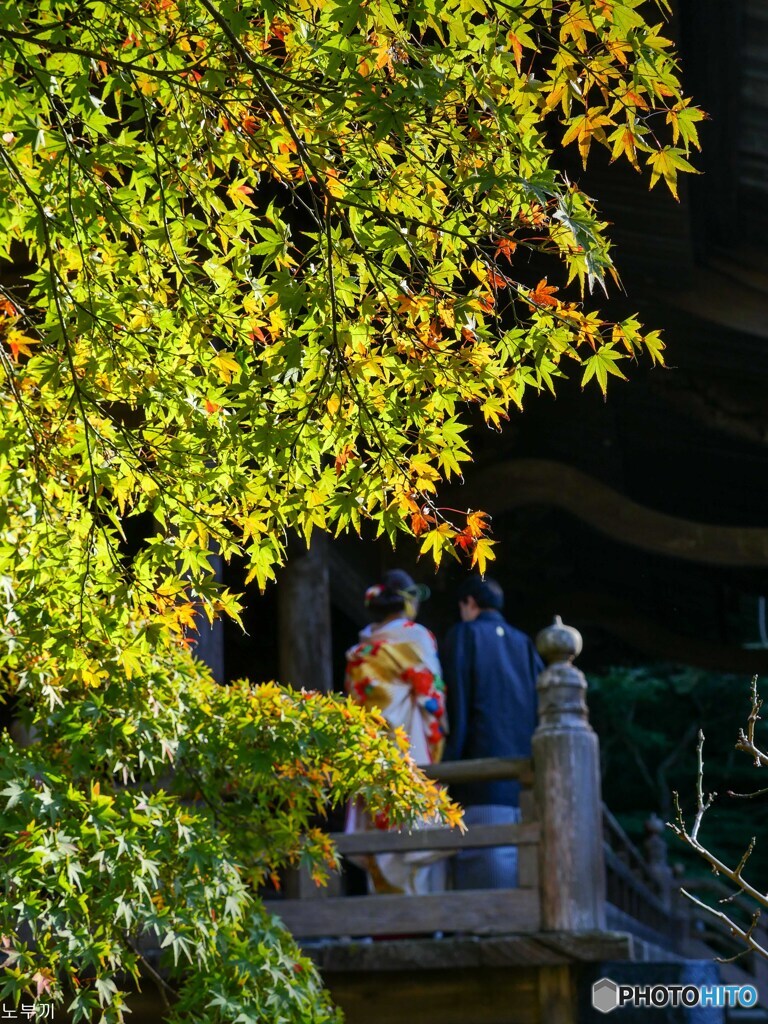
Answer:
267 615 754 988
601 806 681 942
269 616 612 957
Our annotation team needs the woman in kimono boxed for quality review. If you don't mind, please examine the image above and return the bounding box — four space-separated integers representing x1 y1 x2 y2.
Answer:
344 569 449 895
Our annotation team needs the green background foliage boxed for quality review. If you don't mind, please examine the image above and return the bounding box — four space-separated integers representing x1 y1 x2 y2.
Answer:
591 667 768 882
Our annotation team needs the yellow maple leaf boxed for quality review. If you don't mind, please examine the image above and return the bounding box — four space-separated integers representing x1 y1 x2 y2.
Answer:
470 537 496 574
213 352 240 383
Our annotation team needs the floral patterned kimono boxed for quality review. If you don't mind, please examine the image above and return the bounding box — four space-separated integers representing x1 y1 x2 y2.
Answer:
344 617 449 894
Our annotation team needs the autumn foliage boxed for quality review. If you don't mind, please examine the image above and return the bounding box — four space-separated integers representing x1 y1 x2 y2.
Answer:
0 0 701 1020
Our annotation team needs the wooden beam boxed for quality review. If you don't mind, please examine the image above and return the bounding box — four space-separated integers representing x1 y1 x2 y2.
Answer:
308 932 636 974
271 888 541 938
421 756 533 785
533 619 606 932
448 459 768 566
332 821 539 855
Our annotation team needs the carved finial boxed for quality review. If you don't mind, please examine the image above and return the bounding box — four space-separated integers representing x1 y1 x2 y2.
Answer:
536 615 583 666
644 813 673 906
644 813 668 865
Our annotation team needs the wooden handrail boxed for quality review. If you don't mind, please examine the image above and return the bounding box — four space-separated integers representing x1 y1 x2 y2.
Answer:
334 821 539 856
274 889 541 938
602 805 659 892
420 757 533 785
603 847 668 917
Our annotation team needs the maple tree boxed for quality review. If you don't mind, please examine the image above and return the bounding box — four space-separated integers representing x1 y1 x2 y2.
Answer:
0 0 702 1020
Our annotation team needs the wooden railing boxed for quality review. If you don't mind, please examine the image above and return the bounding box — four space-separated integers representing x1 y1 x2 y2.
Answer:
268 617 608 944
265 615 764 991
602 806 679 942
269 757 541 939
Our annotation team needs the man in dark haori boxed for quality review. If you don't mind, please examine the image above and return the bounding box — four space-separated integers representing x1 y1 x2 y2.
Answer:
442 576 543 889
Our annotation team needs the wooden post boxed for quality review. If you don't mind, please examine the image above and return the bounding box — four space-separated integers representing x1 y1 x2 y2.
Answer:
532 616 606 932
278 533 333 693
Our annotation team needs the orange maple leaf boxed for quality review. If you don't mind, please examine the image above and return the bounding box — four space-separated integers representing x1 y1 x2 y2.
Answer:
335 445 355 475
624 88 649 111
410 511 431 536
528 278 559 309
465 512 491 540
228 180 255 207
495 237 517 264
508 32 523 74
418 319 443 348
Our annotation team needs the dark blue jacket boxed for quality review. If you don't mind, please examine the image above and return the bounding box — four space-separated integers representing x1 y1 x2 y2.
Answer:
441 610 543 807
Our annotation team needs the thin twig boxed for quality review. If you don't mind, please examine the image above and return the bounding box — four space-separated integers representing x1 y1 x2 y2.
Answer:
679 890 768 961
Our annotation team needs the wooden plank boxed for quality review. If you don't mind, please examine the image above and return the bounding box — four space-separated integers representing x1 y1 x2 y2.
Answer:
326 966 538 1024
519 788 536 823
272 888 541 938
422 757 533 785
333 821 539 855
278 534 333 692
602 805 651 877
534 930 634 963
310 932 635 974
604 903 678 958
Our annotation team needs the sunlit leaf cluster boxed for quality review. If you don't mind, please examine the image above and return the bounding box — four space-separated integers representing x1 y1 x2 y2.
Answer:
1 643 455 1022
0 0 700 589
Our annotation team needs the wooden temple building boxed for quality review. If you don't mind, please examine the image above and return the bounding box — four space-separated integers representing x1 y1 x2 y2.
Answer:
188 1 768 1020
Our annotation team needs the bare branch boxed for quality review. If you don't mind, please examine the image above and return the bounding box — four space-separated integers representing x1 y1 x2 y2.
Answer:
679 890 768 961
735 676 768 768
691 730 716 843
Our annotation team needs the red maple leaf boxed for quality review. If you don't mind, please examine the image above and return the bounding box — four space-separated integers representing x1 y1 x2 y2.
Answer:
454 528 476 552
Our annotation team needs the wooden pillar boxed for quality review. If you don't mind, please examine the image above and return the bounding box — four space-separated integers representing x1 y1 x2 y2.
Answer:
278 533 333 692
532 616 606 932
